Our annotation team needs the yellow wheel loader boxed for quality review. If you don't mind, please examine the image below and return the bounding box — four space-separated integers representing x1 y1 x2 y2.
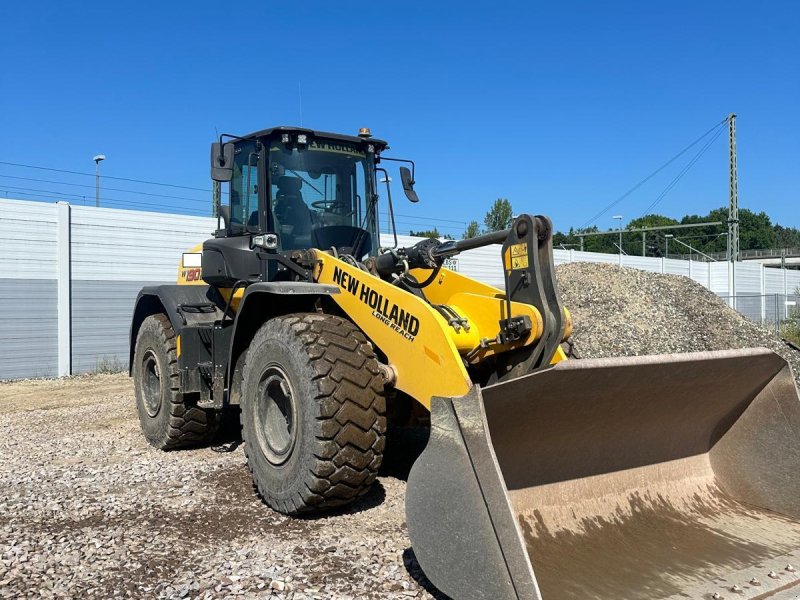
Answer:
130 126 800 600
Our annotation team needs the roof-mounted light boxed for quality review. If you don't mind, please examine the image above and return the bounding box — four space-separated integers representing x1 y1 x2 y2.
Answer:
358 127 372 138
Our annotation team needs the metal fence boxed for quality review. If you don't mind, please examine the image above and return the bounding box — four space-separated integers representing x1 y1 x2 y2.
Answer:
719 294 800 333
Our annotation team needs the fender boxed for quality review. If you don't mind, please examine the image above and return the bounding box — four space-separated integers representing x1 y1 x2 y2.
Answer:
130 281 339 405
129 284 220 374
225 282 340 403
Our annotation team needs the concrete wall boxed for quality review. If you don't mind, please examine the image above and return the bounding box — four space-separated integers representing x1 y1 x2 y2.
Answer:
0 199 215 379
2 197 799 379
0 200 59 378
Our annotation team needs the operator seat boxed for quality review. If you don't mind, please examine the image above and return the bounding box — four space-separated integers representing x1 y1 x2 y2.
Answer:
273 176 312 245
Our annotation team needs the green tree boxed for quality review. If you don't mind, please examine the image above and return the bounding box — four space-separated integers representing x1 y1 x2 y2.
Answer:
409 227 453 240
553 207 793 258
628 214 679 229
739 209 776 250
484 198 513 232
775 225 800 249
462 220 481 239
409 227 441 238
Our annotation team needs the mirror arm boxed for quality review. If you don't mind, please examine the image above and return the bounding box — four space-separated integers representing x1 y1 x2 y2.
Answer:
376 167 398 249
380 156 416 182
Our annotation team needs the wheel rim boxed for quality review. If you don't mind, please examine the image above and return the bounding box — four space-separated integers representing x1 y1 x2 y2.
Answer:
141 350 162 417
254 365 298 465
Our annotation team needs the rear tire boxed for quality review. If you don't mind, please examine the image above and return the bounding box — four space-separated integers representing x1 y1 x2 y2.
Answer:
133 314 220 449
240 314 386 515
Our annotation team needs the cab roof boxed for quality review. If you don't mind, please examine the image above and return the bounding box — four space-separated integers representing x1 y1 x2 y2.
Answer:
238 126 389 151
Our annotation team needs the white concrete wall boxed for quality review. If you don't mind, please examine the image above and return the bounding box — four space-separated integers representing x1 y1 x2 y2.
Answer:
0 197 797 379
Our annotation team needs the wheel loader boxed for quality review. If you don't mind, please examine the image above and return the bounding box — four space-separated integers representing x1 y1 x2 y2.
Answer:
130 126 800 600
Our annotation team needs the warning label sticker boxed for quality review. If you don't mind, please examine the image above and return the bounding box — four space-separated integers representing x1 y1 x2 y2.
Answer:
509 243 528 269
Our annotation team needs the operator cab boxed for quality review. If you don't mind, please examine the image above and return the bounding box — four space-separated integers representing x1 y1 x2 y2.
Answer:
215 127 388 259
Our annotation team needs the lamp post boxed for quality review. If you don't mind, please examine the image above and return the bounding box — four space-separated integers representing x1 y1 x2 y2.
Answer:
93 154 106 207
664 233 674 259
613 215 623 263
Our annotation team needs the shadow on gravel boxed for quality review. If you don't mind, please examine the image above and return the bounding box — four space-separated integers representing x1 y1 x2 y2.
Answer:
295 481 388 521
403 547 452 600
208 458 390 520
212 406 243 445
379 426 430 481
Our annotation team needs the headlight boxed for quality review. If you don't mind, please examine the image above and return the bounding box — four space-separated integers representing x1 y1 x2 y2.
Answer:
252 233 279 250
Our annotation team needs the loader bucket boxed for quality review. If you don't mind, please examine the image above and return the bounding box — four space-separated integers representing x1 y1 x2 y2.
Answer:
406 348 800 600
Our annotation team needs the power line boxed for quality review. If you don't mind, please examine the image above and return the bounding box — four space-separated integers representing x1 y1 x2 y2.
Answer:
0 174 210 204
6 193 211 216
392 212 468 225
378 212 467 226
639 126 726 216
0 186 210 215
0 160 225 194
579 118 728 229
0 186 470 227
0 160 480 229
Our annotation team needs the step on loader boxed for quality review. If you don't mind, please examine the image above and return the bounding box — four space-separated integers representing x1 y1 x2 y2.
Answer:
130 126 800 599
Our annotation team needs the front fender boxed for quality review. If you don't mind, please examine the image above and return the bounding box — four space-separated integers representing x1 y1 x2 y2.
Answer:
129 284 217 374
225 282 340 398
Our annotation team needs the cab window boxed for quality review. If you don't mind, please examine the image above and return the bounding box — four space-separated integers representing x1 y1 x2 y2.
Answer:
229 141 260 230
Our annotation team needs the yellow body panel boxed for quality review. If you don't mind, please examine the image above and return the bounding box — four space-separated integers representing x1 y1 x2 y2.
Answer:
177 243 205 285
409 267 543 362
313 251 471 409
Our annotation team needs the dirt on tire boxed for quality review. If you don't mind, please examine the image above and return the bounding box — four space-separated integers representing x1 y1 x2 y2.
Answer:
133 313 220 449
241 313 387 515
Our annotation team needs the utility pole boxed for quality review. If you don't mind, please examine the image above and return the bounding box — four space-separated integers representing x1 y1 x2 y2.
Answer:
212 180 221 218
641 231 646 256
728 113 739 263
665 234 673 259
93 154 106 207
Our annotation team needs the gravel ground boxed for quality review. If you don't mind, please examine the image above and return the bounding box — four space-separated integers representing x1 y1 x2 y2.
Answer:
0 375 439 599
2 262 799 599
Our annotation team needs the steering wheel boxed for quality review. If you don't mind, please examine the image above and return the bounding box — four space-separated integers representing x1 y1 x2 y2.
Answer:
311 199 353 216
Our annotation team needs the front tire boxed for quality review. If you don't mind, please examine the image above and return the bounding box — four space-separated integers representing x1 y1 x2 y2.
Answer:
133 314 220 449
241 314 386 515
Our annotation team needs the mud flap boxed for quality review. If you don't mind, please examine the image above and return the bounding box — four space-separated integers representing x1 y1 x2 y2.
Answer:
406 348 800 600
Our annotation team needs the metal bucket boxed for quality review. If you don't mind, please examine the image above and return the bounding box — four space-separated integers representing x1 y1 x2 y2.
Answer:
406 348 800 600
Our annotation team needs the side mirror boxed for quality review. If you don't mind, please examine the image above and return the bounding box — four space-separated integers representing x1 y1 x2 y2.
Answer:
210 142 234 182
400 166 419 203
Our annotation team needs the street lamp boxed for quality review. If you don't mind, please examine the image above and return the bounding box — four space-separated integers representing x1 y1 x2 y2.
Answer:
664 233 674 259
613 215 623 256
93 154 106 207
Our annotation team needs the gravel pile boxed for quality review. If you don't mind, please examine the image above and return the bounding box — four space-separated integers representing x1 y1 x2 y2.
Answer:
556 262 800 382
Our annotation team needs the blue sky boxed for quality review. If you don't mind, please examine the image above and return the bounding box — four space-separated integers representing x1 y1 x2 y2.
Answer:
1 1 797 237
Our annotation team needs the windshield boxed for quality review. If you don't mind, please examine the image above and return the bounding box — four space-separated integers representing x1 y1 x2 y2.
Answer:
268 139 377 258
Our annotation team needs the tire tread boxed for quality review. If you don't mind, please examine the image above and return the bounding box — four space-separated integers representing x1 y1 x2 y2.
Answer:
243 314 386 514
